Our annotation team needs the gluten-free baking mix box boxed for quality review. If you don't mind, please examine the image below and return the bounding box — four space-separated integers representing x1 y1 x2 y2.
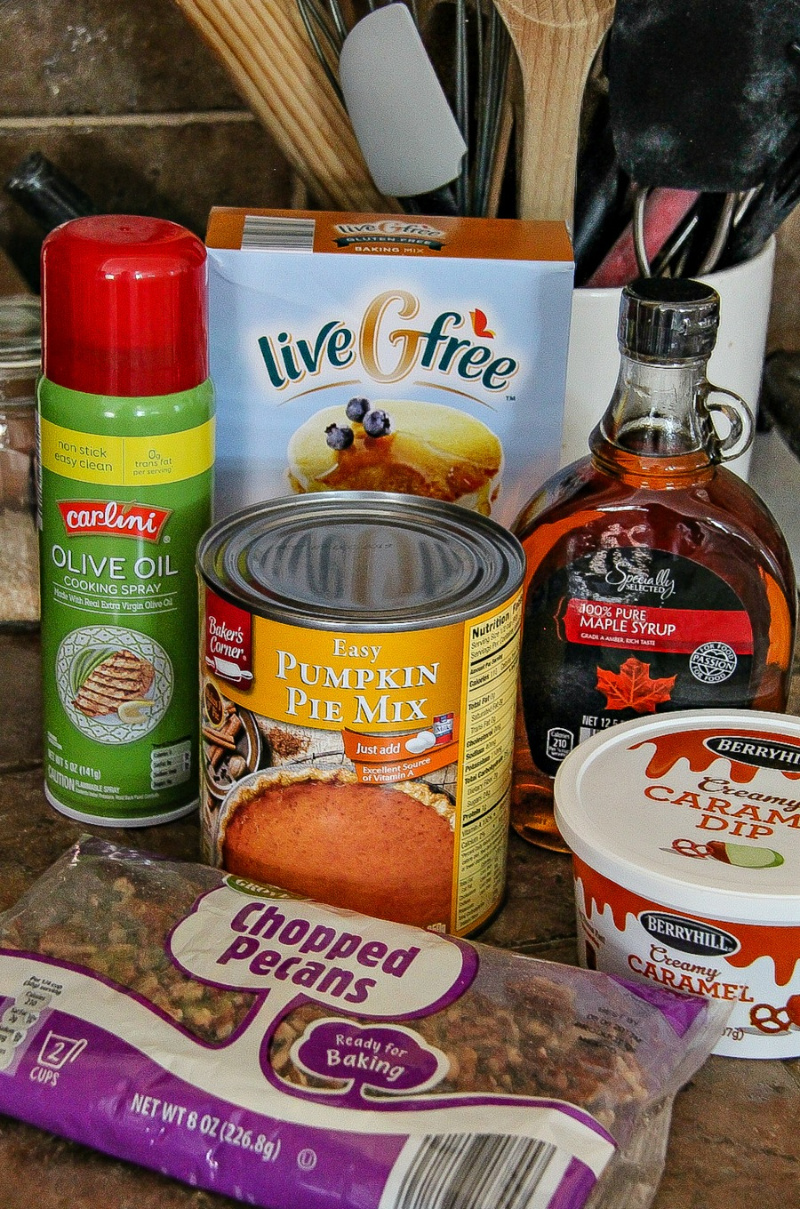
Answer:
205 208 574 527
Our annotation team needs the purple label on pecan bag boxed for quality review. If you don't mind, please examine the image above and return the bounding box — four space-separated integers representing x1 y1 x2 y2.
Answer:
291 1020 447 1101
608 973 709 1035
169 885 477 1019
0 997 612 1209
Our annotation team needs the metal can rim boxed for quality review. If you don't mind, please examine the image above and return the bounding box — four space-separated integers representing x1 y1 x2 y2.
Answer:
197 491 525 633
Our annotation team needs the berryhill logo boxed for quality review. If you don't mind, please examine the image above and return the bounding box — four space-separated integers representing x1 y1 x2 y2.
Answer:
639 911 739 957
57 500 171 541
705 734 800 772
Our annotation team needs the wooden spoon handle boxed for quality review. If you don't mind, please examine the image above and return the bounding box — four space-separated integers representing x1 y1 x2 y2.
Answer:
174 0 401 213
494 1 614 222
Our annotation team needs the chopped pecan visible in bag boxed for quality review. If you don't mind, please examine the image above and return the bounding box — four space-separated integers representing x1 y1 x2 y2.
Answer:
0 850 255 1045
267 965 650 1130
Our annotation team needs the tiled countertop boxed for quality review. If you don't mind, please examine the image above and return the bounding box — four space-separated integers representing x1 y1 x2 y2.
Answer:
0 629 797 1208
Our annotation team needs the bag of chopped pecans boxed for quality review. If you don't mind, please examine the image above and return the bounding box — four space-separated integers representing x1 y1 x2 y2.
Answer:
0 837 727 1209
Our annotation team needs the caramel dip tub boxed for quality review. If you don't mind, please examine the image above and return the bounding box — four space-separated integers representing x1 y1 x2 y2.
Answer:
554 709 800 1058
197 491 525 936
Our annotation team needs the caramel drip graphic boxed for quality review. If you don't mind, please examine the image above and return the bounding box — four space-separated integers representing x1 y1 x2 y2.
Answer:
576 859 800 986
631 730 800 783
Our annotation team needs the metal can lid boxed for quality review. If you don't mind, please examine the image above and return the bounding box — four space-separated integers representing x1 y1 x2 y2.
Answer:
554 708 800 925
198 492 525 632
618 277 719 360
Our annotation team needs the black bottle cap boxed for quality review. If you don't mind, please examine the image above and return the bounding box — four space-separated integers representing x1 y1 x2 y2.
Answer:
5 152 96 234
618 277 720 359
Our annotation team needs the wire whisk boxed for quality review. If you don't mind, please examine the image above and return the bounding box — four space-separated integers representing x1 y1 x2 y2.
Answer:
294 0 513 217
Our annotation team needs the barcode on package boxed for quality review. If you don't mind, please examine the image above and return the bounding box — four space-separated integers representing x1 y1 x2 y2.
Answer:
380 1134 569 1209
241 215 315 252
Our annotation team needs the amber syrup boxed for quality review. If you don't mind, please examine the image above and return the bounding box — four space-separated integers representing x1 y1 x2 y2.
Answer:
512 438 796 851
511 280 797 851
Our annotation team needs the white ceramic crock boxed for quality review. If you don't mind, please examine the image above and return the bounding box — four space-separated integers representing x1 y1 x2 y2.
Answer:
563 238 777 480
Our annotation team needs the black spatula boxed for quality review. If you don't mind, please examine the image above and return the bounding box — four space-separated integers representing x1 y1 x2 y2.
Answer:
720 136 800 266
573 91 631 283
607 0 800 193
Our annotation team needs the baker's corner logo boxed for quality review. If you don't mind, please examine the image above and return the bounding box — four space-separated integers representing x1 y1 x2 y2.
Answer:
257 290 518 394
57 500 171 542
205 589 253 685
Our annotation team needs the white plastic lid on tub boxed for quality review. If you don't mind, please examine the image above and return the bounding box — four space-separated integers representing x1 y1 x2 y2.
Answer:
553 708 800 926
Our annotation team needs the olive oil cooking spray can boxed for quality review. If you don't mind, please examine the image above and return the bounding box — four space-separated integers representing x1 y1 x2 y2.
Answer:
38 215 214 824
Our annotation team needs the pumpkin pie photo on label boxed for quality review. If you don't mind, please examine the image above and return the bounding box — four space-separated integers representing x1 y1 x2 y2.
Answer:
214 763 456 930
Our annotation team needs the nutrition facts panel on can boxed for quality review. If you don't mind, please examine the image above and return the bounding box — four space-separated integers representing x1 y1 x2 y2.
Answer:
455 590 523 933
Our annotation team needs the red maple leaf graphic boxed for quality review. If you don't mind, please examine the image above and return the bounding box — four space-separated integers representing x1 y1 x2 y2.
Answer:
596 657 676 713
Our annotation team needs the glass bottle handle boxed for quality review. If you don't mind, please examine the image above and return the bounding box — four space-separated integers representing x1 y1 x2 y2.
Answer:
705 384 754 462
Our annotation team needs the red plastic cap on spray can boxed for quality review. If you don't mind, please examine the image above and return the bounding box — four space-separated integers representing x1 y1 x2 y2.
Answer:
41 214 208 397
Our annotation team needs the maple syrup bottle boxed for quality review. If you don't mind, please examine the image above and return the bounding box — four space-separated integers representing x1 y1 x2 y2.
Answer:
512 277 796 851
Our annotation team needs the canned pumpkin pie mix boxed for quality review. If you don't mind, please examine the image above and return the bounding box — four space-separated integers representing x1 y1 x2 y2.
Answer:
198 492 524 936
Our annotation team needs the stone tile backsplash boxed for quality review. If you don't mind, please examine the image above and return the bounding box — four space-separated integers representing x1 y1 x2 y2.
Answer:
0 0 295 288
4 0 799 352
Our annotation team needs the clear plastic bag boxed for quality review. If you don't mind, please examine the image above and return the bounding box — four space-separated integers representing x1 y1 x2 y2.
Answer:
0 837 728 1209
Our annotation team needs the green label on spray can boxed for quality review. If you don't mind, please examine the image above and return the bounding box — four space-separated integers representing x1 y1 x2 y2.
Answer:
38 377 214 825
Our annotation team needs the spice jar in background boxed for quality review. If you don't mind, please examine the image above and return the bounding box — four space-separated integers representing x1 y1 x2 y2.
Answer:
512 278 796 851
38 215 215 826
0 296 41 629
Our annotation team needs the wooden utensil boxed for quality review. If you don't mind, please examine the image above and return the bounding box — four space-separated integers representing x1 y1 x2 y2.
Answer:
173 0 400 212
490 0 615 222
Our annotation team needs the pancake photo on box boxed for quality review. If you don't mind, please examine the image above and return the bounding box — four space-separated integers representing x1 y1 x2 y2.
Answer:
287 398 503 515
